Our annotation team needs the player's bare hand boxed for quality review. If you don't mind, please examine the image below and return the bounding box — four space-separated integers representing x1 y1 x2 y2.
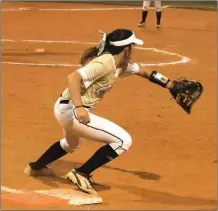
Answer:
75 107 90 124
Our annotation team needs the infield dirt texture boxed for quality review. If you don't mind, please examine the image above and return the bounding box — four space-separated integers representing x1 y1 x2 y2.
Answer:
1 1 217 210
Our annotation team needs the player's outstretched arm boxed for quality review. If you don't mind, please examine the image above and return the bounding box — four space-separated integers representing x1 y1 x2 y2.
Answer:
136 68 172 89
135 68 203 114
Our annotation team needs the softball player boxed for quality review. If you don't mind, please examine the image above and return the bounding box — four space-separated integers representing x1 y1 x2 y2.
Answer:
138 0 162 28
24 29 178 194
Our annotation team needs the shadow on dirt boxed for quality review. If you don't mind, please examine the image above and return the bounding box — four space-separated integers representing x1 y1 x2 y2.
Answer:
32 173 111 192
115 184 217 207
51 160 161 181
33 159 160 191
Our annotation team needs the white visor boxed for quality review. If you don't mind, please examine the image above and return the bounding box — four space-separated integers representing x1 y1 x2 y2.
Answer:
109 33 143 46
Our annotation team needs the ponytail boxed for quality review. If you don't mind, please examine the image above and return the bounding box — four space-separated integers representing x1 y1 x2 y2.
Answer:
79 46 99 66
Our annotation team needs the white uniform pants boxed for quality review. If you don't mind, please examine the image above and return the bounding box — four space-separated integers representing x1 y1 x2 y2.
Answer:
143 1 162 11
54 98 132 155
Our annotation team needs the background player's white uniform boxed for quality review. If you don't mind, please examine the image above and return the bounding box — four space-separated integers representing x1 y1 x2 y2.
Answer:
143 0 162 11
138 1 162 28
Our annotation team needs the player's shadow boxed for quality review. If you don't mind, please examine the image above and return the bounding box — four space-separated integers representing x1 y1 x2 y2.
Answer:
114 184 217 208
35 175 110 192
34 160 160 191
34 160 112 191
104 165 161 181
51 160 161 181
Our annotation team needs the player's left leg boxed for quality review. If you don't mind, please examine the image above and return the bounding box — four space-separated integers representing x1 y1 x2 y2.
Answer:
24 130 80 177
24 138 67 177
155 0 162 28
24 99 81 177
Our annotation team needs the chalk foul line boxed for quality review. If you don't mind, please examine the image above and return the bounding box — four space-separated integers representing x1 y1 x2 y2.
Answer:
1 186 24 194
1 38 96 45
1 6 169 12
1 185 103 205
1 61 80 67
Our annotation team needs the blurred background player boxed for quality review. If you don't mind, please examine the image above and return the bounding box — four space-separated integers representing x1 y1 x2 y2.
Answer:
138 0 162 28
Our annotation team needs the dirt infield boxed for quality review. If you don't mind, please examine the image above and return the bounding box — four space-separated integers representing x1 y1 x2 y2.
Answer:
1 2 217 210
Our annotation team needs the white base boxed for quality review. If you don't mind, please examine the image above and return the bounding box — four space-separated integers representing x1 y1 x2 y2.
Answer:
36 188 103 206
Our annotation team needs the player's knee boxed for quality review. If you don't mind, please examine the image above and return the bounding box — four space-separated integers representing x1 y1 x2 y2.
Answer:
123 133 132 150
60 138 78 153
109 133 132 155
116 132 132 151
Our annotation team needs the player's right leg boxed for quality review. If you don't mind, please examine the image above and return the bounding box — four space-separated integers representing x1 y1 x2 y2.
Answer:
65 110 133 194
138 1 150 27
48 98 132 193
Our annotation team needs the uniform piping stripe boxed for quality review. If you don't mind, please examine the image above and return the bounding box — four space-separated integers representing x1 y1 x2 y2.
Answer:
86 124 124 152
72 107 124 150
